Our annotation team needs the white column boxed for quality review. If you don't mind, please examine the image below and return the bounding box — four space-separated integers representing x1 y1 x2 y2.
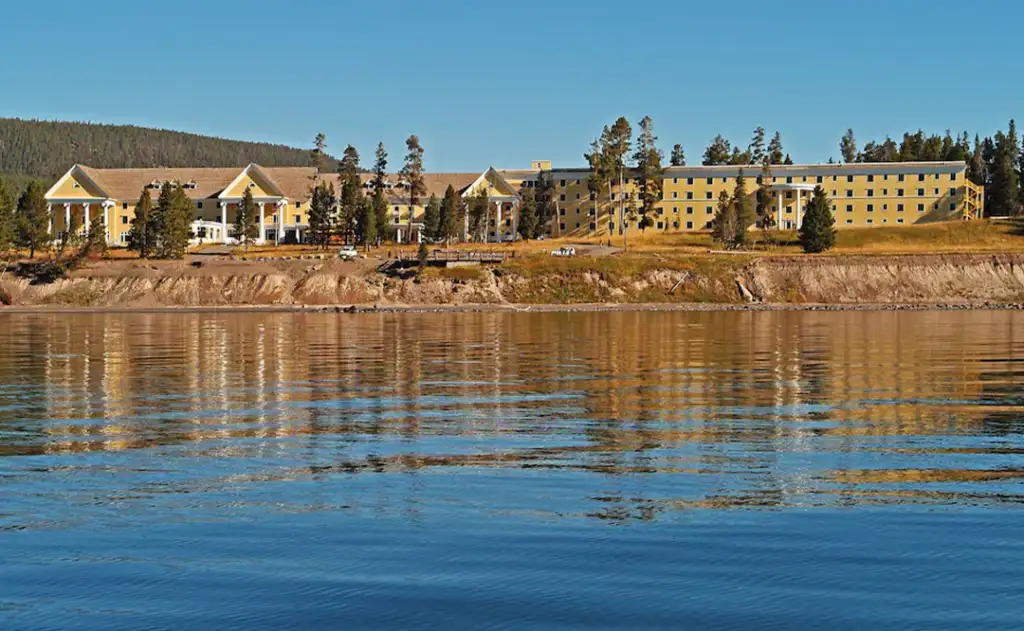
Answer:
494 200 502 243
776 191 783 228
102 201 113 244
512 199 519 240
258 202 266 244
46 203 52 235
84 203 90 234
276 201 285 245
64 203 71 236
795 190 803 229
221 202 228 244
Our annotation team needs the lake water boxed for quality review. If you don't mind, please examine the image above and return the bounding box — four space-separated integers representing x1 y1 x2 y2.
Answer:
1 310 1023 630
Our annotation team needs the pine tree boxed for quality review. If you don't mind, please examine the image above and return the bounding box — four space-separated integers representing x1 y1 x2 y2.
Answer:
633 116 664 228
967 135 986 186
127 188 156 257
357 195 376 247
535 171 557 238
783 154 794 165
702 135 732 165
670 143 686 167
0 178 15 259
423 194 440 242
399 135 426 238
311 133 327 179
517 185 538 240
989 124 1022 217
337 145 361 244
15 181 50 258
371 142 389 244
755 162 776 234
234 187 259 250
798 186 836 253
711 190 737 248
748 127 766 165
308 181 336 250
733 169 755 247
840 129 857 163
156 184 193 259
438 184 461 245
467 187 489 241
767 132 784 165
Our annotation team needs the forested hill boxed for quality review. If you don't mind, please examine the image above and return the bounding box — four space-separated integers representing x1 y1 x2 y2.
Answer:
0 118 338 182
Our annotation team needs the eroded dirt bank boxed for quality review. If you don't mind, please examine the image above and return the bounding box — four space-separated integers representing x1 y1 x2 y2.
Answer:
4 253 1024 309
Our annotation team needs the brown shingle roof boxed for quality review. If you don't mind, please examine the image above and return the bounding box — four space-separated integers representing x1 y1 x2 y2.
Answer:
79 166 241 201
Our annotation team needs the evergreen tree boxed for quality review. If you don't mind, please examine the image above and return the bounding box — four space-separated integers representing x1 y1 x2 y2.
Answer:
127 188 156 257
840 129 857 163
150 181 174 255
15 181 49 258
967 135 986 186
711 190 737 248
337 145 361 243
783 154 794 165
798 186 836 253
422 194 440 242
467 186 489 241
357 195 377 247
767 132 785 164
755 162 776 233
728 146 751 165
633 116 664 228
234 187 259 250
517 185 538 240
311 133 327 179
0 178 15 259
989 123 1022 217
156 184 193 259
535 171 557 237
748 127 766 165
733 169 755 247
438 184 462 245
308 181 336 249
702 135 732 165
371 142 389 244
399 135 426 237
670 143 686 166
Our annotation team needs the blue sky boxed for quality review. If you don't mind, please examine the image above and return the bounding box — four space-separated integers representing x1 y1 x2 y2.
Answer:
0 0 1018 171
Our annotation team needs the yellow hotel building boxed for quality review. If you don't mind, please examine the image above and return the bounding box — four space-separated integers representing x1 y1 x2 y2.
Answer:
45 160 983 245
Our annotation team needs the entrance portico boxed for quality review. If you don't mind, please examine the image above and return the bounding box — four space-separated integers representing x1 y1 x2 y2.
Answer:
771 183 815 229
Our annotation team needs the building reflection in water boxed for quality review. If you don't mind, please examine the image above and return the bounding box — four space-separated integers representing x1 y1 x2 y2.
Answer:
0 310 1021 522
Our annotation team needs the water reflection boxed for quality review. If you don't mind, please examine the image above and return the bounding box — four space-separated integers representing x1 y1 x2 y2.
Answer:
0 310 1022 528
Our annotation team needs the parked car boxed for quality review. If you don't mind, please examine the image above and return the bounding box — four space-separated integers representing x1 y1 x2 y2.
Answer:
550 246 576 257
338 245 359 260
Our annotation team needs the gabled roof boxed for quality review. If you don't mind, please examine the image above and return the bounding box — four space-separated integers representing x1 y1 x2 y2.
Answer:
57 166 242 201
462 167 519 198
45 164 110 199
218 163 285 199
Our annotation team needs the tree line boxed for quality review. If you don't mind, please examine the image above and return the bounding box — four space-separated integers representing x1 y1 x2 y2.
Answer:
840 122 1023 217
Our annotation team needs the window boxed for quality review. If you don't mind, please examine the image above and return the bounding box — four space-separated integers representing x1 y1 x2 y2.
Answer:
559 208 566 216
706 177 713 185
882 204 888 210
672 191 678 199
786 191 793 199
883 174 889 181
589 222 596 231
933 188 940 195
847 175 854 182
611 193 617 201
295 201 302 208
897 218 904 224
951 172 957 181
559 179 566 187
294 214 300 223
786 176 793 183
706 206 713 214
575 193 580 200
897 189 904 197
846 204 853 212
949 188 957 196
559 223 566 231
832 175 838 182
590 192 596 201
575 179 580 185
898 174 905 182
950 203 956 211
882 189 888 196
816 176 823 183
122 202 128 210
706 191 713 200
657 221 664 229
918 174 925 181
672 220 679 229
394 206 400 212
559 194 566 202
686 206 693 214
846 219 853 224
867 189 874 197
934 173 940 180
917 188 925 196
846 190 854 197
197 201 203 209
686 191 693 200
897 204 904 212
832 190 837 196
918 203 925 212
867 204 874 212
687 177 693 185
802 176 808 182
722 177 727 183
882 218 888 224
121 215 128 224
686 221 693 229
394 218 400 224
73 182 81 189
671 206 678 213
866 219 873 224
867 174 874 182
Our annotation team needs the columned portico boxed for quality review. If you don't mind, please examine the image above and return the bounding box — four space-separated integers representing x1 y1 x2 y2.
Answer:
220 202 228 244
771 183 815 230
258 202 266 244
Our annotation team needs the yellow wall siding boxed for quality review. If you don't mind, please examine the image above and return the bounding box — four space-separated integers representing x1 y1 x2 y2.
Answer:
50 171 106 199
221 172 277 199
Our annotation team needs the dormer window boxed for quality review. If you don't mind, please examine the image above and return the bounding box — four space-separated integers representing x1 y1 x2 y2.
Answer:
183 180 198 190
146 179 162 190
